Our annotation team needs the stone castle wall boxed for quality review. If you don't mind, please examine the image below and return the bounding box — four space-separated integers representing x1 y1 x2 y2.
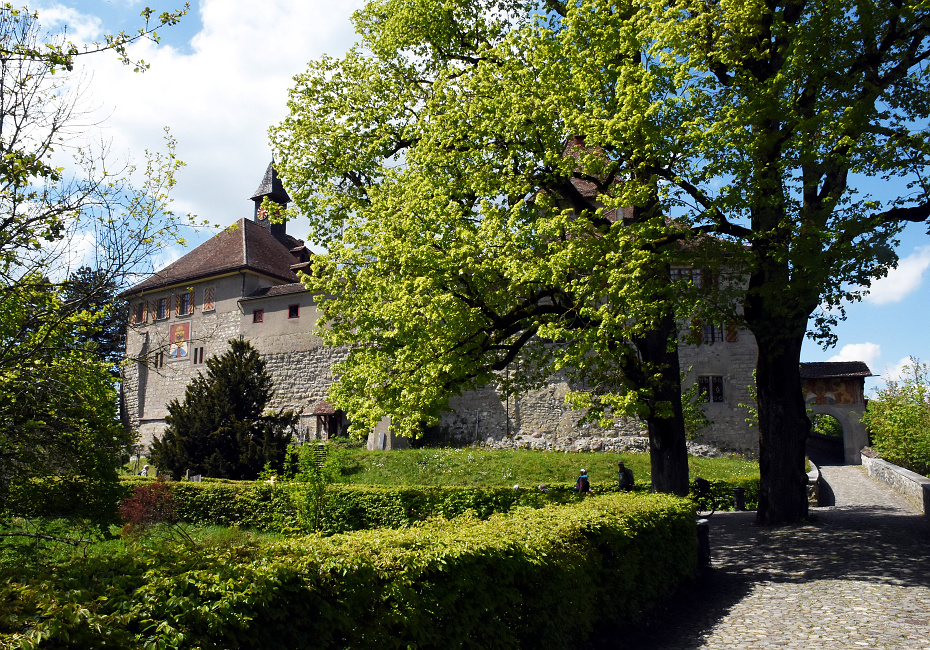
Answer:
126 273 760 455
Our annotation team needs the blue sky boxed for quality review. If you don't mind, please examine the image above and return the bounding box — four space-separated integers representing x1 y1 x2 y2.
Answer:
30 0 930 394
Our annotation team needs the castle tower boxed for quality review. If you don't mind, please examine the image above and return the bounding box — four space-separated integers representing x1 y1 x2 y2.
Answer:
251 161 291 242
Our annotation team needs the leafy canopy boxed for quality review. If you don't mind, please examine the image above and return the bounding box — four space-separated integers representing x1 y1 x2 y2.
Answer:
272 0 729 439
274 0 930 523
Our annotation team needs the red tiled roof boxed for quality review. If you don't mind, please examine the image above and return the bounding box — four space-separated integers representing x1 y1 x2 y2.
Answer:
122 219 299 296
800 362 873 380
313 400 337 415
242 283 309 300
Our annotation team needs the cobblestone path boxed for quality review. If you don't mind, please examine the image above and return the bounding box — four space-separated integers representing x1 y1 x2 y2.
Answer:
584 465 930 649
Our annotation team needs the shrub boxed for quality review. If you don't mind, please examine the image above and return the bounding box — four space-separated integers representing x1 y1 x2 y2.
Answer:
119 476 178 534
862 357 930 476
1 492 696 649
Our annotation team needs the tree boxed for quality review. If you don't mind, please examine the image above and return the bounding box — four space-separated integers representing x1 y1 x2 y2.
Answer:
61 267 128 373
151 339 297 481
270 0 734 497
273 0 930 522
0 4 189 514
0 277 131 513
862 358 930 476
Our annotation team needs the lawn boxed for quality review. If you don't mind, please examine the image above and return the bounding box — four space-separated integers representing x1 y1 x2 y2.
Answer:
337 446 759 488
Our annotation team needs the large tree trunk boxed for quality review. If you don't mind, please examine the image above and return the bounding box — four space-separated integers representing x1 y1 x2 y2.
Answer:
637 312 690 496
744 274 813 525
748 318 812 524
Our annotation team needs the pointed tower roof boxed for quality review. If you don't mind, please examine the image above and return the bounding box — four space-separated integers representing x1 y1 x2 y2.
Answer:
121 218 300 296
250 161 291 205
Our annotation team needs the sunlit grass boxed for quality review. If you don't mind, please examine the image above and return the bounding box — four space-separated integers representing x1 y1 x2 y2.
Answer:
340 447 758 488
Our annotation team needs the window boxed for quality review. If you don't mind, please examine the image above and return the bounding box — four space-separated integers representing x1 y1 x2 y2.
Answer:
153 351 165 369
131 301 147 324
253 309 264 323
193 347 205 364
177 291 193 316
156 297 169 320
670 267 717 288
703 323 724 344
670 267 703 287
698 375 725 403
288 304 299 319
202 286 215 312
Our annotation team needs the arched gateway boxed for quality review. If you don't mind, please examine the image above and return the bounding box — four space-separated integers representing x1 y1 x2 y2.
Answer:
800 362 873 464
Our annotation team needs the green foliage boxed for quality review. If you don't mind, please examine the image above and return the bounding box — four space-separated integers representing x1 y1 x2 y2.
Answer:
681 368 712 439
0 5 192 520
60 266 128 373
811 414 843 438
862 358 930 476
278 442 349 531
274 0 930 522
0 279 132 518
0 493 696 649
150 339 298 480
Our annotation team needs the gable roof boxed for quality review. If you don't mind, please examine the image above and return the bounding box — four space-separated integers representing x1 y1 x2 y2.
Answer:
800 361 873 380
122 218 299 296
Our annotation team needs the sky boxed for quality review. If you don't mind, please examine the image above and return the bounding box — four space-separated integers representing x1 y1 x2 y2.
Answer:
28 0 930 395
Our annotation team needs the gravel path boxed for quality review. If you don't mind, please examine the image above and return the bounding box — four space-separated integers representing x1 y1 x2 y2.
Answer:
584 465 930 649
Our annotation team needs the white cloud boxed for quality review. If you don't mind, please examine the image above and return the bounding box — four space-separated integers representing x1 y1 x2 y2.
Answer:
865 246 930 305
881 356 915 383
827 342 882 370
35 4 104 43
52 0 364 248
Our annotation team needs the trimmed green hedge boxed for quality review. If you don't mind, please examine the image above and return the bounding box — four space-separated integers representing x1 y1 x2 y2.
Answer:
1 492 696 649
118 478 583 534
7 475 758 531
3 476 125 525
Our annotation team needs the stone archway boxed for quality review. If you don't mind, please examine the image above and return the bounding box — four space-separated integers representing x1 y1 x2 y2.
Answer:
800 362 872 465
806 403 868 465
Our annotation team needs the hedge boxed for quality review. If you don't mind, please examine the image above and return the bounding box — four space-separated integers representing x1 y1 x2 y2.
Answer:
1 492 697 649
6 475 758 531
122 478 583 534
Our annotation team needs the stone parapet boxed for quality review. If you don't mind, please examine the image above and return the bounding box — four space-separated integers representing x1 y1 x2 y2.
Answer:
861 449 930 517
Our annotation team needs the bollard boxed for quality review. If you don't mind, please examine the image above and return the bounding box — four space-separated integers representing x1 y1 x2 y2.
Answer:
733 486 746 511
696 518 710 567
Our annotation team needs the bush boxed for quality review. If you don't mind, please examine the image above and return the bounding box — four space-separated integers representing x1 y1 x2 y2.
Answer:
119 476 179 534
862 357 930 476
0 492 696 649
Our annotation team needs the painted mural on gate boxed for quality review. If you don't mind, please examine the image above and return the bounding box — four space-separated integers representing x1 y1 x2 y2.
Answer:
803 378 863 406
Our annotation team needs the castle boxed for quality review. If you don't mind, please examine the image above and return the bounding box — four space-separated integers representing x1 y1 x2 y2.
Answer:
121 164 871 462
